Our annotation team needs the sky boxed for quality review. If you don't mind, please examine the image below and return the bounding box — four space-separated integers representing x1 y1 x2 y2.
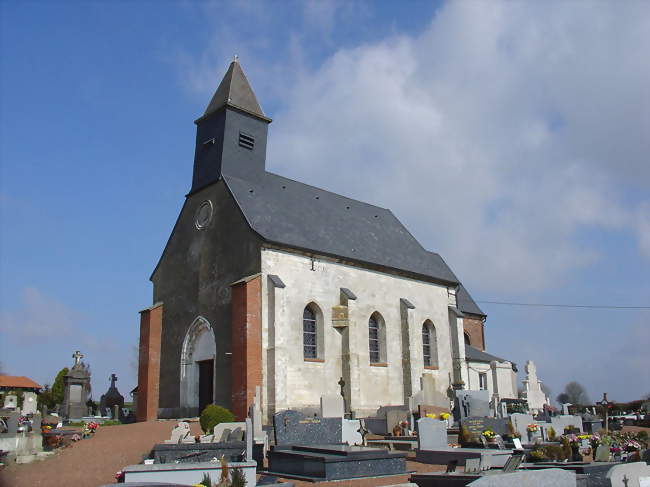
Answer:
1 0 649 405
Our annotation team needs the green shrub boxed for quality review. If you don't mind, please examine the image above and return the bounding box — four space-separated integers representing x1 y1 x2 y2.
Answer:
231 467 247 487
529 449 547 462
200 404 235 434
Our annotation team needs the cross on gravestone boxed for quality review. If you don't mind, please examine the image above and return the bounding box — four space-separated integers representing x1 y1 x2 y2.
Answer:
109 374 118 388
338 376 348 417
72 350 84 367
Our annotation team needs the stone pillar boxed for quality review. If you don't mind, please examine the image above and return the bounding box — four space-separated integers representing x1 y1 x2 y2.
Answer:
137 303 163 422
448 306 468 389
231 274 262 421
265 275 286 424
399 298 417 404
340 290 360 416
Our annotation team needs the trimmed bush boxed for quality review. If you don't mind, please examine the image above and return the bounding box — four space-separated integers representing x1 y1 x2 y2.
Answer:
200 404 235 434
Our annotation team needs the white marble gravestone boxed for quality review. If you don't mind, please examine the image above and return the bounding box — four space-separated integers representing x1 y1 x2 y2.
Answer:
417 417 448 450
320 394 345 418
22 392 38 415
521 361 549 413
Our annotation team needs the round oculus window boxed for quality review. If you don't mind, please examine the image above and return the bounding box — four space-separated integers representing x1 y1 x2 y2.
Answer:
195 200 213 230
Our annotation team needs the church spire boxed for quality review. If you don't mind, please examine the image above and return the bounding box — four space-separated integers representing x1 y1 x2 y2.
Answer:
202 56 268 121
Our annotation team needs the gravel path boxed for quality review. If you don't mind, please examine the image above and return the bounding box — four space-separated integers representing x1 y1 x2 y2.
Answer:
0 421 443 487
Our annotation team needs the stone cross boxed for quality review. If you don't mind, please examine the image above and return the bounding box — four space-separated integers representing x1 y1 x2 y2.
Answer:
72 350 84 367
338 377 348 417
597 392 613 433
110 374 118 388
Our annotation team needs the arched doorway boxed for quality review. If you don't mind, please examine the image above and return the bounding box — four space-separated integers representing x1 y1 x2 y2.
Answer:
180 316 216 414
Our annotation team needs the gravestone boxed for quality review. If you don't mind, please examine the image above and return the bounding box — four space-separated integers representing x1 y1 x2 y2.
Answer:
273 410 342 446
386 409 409 433
606 462 650 487
510 413 538 442
99 374 125 416
341 419 362 446
417 417 448 450
551 415 583 435
22 392 37 415
320 394 344 418
461 417 509 439
595 445 610 462
3 394 18 410
467 468 575 486
248 386 264 442
454 390 491 421
165 421 192 444
561 403 571 415
245 417 253 461
60 350 92 420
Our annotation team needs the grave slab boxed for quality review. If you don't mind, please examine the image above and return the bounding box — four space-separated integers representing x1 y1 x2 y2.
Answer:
267 444 407 481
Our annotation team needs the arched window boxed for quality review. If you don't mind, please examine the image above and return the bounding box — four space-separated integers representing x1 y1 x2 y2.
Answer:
303 306 317 359
368 313 386 364
422 320 438 368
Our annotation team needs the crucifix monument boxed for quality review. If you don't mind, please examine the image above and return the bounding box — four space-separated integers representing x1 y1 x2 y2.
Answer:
61 350 92 420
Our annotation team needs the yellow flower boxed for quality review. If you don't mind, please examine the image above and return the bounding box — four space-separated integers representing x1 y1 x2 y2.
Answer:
426 413 437 419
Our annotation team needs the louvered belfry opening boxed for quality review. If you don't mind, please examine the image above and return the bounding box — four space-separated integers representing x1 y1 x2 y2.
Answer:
239 131 255 150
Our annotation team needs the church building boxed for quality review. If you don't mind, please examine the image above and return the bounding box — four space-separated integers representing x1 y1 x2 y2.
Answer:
136 59 517 423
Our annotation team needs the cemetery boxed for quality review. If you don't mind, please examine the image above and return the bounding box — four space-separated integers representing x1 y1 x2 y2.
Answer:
1 346 649 487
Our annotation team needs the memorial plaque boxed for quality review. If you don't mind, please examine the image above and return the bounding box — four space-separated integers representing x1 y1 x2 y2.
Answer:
462 417 508 437
69 384 82 403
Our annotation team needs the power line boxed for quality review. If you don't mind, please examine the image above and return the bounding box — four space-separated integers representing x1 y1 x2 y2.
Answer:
472 300 650 310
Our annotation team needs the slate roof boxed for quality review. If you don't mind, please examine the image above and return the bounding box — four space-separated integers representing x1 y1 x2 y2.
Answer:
465 345 507 364
202 59 269 121
457 284 485 316
0 375 42 390
224 171 460 285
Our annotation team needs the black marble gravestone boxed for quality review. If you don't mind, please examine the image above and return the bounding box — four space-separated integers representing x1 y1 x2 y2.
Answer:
268 410 406 481
274 410 342 446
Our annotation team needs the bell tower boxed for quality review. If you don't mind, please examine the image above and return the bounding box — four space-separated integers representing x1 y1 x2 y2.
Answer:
191 57 272 193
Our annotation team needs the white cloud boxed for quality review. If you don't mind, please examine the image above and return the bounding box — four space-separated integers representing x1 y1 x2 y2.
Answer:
268 1 650 292
178 1 650 294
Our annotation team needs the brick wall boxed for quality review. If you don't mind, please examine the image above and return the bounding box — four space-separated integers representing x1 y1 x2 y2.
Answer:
137 303 163 422
230 275 262 420
463 315 485 351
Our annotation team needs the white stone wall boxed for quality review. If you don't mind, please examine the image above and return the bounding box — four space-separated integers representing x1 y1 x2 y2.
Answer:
260 248 456 420
466 360 518 400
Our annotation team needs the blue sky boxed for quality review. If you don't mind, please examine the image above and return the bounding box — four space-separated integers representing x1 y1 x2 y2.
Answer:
1 1 648 404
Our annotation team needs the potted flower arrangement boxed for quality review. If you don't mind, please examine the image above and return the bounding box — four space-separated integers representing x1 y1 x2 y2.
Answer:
482 429 496 443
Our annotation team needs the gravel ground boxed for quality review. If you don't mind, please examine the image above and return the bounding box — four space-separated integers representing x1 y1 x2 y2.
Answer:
0 421 443 487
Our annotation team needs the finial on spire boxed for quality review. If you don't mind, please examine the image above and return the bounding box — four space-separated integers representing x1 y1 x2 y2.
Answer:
233 54 239 63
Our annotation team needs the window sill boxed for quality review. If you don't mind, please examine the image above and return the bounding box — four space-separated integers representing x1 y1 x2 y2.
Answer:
424 366 439 370
370 362 388 367
304 358 324 363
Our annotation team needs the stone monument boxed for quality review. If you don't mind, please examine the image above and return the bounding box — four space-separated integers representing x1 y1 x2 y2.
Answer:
99 373 125 416
520 361 549 413
60 350 92 420
22 391 38 415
